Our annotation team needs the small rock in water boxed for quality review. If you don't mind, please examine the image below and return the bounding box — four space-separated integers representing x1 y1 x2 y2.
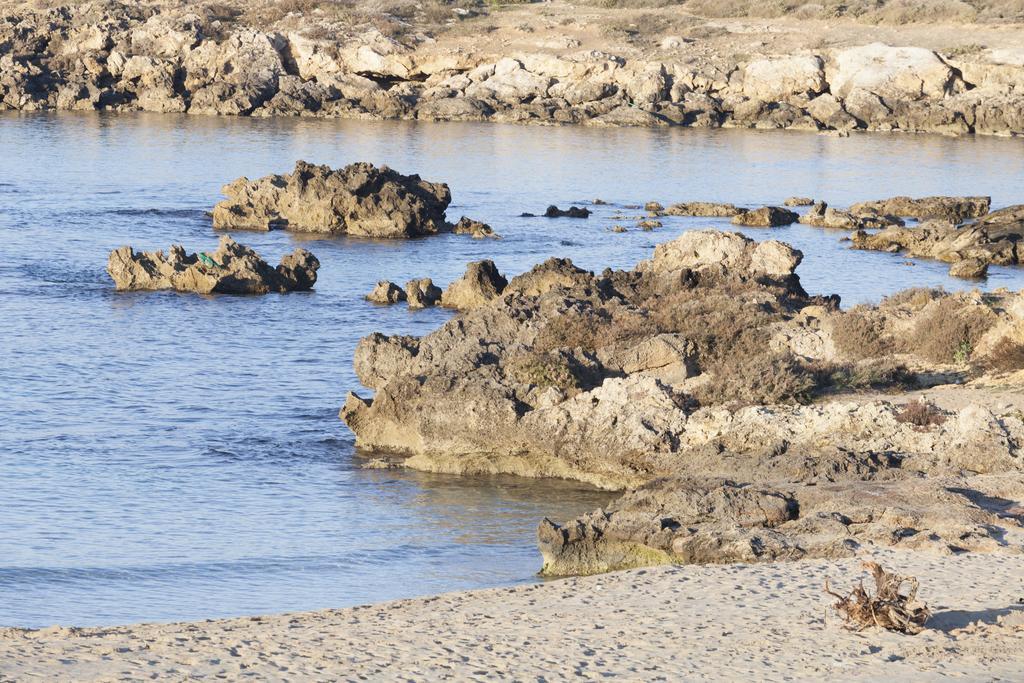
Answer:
949 258 989 279
731 206 800 227
405 278 443 309
451 216 499 239
784 196 815 206
644 201 664 213
638 220 662 231
366 280 407 304
544 205 592 219
107 235 319 295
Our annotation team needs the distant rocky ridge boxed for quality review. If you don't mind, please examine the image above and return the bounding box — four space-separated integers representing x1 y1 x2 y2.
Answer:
107 235 319 294
2 1 1024 136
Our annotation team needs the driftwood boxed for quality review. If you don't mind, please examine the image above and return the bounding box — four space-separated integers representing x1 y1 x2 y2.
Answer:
825 561 931 634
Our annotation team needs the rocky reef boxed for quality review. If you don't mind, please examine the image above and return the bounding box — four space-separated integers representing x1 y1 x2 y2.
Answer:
107 235 319 294
212 160 452 238
341 228 1024 573
850 200 1023 276
2 1 1023 136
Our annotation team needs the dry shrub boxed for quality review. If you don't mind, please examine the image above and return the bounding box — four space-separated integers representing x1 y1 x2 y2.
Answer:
982 337 1024 373
647 290 780 361
826 561 931 634
894 399 947 428
534 305 652 353
882 287 944 311
695 331 817 406
911 298 997 364
815 357 915 392
506 350 588 394
830 311 890 360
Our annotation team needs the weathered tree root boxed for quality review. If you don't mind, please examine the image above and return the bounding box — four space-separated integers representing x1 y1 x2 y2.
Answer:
825 561 931 634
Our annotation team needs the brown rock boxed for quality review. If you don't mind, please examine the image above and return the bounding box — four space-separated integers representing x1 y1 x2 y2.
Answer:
366 280 407 304
107 235 318 295
731 206 800 227
441 260 508 310
211 161 451 238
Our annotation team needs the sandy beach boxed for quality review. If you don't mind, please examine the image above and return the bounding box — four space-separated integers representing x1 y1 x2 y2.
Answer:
2 550 1022 681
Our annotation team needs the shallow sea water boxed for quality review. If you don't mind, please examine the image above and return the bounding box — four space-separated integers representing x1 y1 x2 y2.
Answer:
1 112 1023 627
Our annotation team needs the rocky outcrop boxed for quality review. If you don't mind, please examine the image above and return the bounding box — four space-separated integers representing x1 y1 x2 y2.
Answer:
107 235 319 294
851 219 1022 270
366 280 407 304
537 474 1024 575
2 4 1022 136
341 227 1024 572
849 196 991 222
211 161 451 238
799 201 904 230
441 260 507 310
731 206 799 227
341 229 1024 488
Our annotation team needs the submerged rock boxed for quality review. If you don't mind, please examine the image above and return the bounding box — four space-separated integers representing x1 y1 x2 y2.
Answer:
662 202 740 217
107 235 319 294
211 161 451 238
731 206 799 227
544 205 591 219
849 196 991 223
441 260 507 310
366 280 407 304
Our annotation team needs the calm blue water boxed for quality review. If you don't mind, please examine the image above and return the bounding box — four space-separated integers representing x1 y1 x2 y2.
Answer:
1 112 1023 627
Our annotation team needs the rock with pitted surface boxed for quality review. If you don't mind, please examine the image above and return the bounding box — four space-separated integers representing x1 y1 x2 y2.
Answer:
785 197 814 207
731 206 799 227
441 260 508 310
211 161 451 238
405 278 443 309
451 216 498 239
662 202 740 217
851 218 1021 267
537 474 1024 575
107 235 319 294
799 201 904 230
366 280 407 304
949 258 990 279
849 196 991 223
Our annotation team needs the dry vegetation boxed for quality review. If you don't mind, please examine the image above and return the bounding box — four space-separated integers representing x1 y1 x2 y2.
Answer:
983 337 1024 374
910 297 997 365
894 399 948 428
582 0 1024 23
826 561 931 634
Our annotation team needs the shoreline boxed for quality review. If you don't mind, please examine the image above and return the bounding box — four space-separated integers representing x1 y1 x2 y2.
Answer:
2 2 1023 137
3 550 1022 680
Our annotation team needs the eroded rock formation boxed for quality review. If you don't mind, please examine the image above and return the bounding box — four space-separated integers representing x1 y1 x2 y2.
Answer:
341 228 1024 572
107 235 319 294
212 161 451 238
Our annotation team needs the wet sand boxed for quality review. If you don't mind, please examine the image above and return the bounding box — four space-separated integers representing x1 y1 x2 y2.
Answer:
3 549 1023 681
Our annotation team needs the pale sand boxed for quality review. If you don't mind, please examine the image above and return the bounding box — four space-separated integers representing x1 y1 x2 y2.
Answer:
2 550 1023 681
